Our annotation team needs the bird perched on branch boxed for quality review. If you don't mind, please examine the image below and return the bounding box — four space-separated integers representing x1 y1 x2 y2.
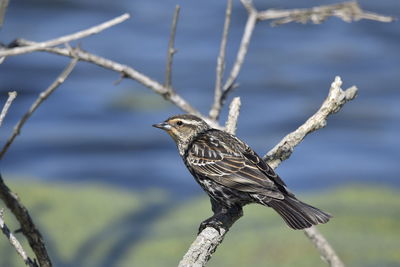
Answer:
153 114 331 231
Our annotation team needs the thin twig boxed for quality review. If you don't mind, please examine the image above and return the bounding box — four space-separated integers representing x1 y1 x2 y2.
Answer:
257 1 394 25
0 91 17 127
0 0 9 27
0 57 78 159
209 0 233 120
180 76 354 267
0 209 38 267
222 1 257 95
164 5 180 90
0 13 130 57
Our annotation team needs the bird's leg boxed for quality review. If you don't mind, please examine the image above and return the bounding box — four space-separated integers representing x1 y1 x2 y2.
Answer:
198 198 243 234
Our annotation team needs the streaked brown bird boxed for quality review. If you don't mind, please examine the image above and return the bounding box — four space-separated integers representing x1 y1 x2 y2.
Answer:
153 114 331 231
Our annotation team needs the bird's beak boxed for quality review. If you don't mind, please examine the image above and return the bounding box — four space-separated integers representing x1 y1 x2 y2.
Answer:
152 122 172 131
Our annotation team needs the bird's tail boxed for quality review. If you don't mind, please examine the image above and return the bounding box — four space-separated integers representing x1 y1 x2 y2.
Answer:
267 196 332 230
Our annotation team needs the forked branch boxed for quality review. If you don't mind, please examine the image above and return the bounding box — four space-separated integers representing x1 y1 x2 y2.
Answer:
9 39 207 123
264 76 357 169
0 174 51 267
221 1 257 99
0 2 392 267
0 58 80 267
0 209 38 267
209 0 233 120
257 1 394 25
179 76 355 267
208 0 392 121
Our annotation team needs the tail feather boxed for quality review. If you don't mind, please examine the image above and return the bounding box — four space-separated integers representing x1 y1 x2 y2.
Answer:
267 197 331 230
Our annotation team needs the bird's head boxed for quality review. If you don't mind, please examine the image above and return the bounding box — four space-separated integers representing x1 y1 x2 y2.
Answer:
153 114 210 151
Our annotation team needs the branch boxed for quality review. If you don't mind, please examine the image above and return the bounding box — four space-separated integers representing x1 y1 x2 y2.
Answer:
261 77 355 267
0 58 79 267
225 97 241 134
304 226 344 267
179 227 226 267
0 50 80 267
0 91 17 127
0 209 38 267
180 76 354 266
264 76 357 169
0 0 9 27
0 57 78 159
0 13 130 57
10 39 205 120
257 1 394 25
0 174 51 267
207 0 392 122
164 5 180 90
222 0 257 94
2 2 389 265
209 0 232 120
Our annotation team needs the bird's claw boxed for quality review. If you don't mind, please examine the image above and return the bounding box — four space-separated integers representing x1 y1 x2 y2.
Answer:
198 216 225 234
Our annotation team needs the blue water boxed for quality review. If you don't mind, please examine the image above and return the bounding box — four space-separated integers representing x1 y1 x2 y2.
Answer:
0 0 399 197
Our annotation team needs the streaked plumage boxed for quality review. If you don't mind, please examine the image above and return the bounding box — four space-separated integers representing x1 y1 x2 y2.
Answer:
153 114 331 230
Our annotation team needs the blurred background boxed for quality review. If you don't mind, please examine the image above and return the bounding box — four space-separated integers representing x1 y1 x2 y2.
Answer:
0 0 399 266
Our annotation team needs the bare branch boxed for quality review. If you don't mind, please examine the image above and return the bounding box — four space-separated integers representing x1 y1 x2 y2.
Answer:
225 97 241 134
0 209 38 267
11 39 204 119
208 0 392 122
0 0 9 27
0 13 130 57
0 55 79 267
209 0 233 120
257 1 394 25
0 91 17 127
0 174 51 267
0 57 78 159
222 2 257 94
240 0 256 14
3 2 389 265
261 76 356 267
179 227 226 267
264 76 358 169
164 5 180 90
180 77 354 266
304 227 344 267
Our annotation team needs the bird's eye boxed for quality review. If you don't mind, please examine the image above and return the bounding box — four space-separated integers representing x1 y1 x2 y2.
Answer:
176 120 183 126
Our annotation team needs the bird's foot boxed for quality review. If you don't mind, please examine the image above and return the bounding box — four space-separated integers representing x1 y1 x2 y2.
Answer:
198 215 225 235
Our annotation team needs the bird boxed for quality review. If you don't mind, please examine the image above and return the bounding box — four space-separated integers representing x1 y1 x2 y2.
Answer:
153 114 331 230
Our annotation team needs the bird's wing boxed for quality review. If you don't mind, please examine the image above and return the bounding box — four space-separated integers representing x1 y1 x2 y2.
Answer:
241 144 295 197
241 144 293 189
187 130 284 199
